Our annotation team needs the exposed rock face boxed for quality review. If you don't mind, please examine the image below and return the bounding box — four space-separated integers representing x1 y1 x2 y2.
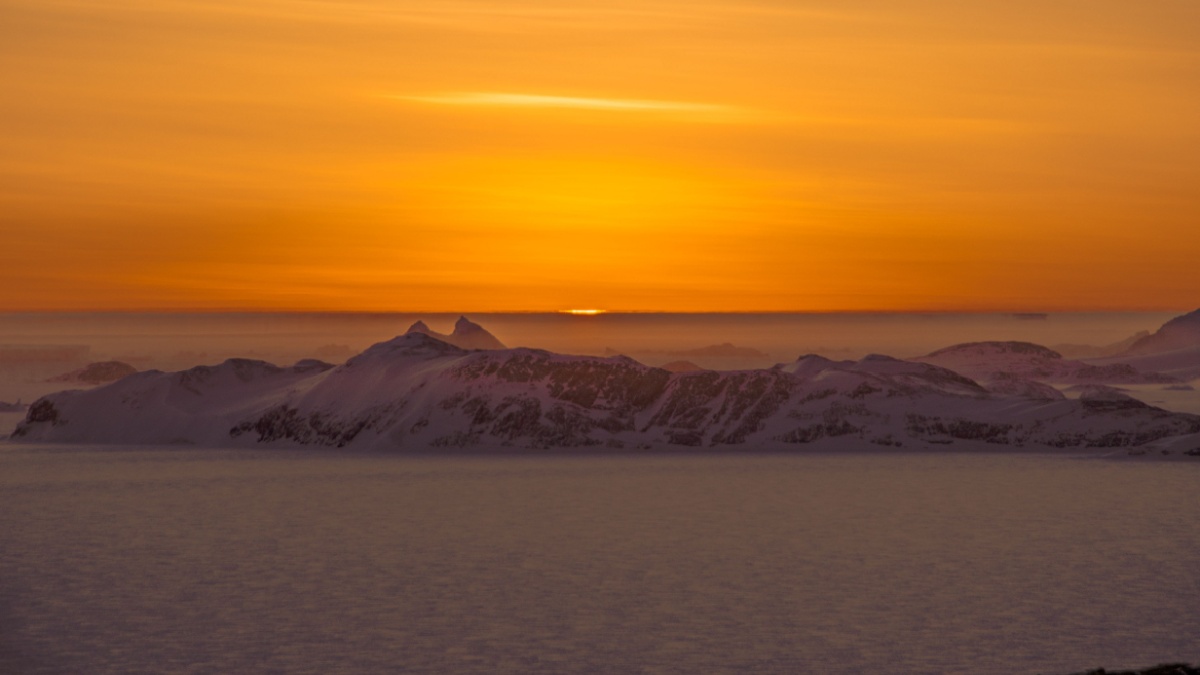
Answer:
48 361 137 385
647 369 793 445
12 333 1200 452
405 316 506 350
1126 308 1200 355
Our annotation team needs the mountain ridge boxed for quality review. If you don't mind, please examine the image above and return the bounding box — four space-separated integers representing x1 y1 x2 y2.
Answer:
915 341 1176 385
1125 308 1200 355
13 331 1200 455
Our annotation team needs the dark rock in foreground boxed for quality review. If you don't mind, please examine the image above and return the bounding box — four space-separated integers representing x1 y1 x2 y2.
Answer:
1056 663 1199 675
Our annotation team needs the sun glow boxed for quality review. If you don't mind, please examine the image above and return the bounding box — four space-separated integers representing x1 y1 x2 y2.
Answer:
409 156 747 232
562 309 606 316
4 0 1200 311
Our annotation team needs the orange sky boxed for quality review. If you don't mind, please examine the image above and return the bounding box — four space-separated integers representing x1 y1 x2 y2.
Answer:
2 0 1198 312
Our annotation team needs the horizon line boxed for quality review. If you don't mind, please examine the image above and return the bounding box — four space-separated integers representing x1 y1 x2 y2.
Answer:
0 308 1191 316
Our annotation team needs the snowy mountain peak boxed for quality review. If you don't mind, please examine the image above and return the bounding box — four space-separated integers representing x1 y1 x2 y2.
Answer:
917 340 1174 386
1164 307 1200 327
48 360 137 385
1126 307 1200 355
606 354 645 367
401 316 506 350
924 341 1063 360
293 359 335 373
778 354 844 374
348 332 467 366
660 360 705 373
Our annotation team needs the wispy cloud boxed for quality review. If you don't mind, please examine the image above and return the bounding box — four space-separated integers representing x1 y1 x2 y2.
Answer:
388 93 1025 134
14 1 878 33
393 92 745 120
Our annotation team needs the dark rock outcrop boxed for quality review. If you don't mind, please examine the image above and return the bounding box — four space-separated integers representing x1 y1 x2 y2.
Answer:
1056 663 1199 675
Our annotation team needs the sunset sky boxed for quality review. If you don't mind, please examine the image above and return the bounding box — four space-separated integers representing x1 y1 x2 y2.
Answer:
2 0 1198 312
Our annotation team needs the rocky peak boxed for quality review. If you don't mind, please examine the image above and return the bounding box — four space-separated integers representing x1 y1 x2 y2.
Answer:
451 316 506 350
400 316 506 350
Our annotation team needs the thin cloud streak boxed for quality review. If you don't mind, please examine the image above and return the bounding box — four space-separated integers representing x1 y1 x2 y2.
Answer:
7 1 877 32
390 93 1020 133
395 92 740 115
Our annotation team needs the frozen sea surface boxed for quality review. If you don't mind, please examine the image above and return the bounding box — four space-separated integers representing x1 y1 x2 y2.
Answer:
1 445 1197 674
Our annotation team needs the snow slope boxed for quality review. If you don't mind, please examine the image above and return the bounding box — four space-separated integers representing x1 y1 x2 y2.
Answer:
1085 346 1200 382
1124 308 1200 355
1053 331 1149 359
1066 310 1200 386
915 341 1176 385
12 333 1200 454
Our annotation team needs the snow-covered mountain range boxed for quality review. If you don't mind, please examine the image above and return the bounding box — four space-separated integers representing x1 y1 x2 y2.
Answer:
13 329 1200 455
914 341 1177 386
